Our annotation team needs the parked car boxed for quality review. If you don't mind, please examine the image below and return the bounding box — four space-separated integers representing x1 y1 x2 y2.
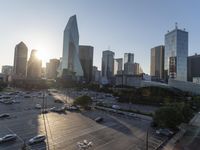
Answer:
95 117 103 123
0 134 17 143
54 99 63 103
0 113 10 119
3 96 11 99
156 128 174 136
50 107 65 113
112 105 120 110
28 135 46 145
2 100 13 104
12 100 20 104
24 95 31 98
68 106 79 111
35 104 42 109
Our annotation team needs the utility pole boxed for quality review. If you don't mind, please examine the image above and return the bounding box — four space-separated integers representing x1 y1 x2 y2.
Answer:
146 128 149 150
42 91 49 150
21 140 26 150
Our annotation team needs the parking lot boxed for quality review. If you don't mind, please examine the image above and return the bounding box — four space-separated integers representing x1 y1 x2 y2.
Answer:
0 90 168 150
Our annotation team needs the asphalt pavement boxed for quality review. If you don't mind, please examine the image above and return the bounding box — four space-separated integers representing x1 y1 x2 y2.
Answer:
0 90 167 150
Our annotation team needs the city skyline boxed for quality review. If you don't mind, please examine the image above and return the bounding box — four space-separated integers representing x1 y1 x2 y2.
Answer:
1 0 200 74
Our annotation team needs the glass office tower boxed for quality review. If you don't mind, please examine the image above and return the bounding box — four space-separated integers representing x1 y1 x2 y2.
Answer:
164 26 188 81
59 15 83 77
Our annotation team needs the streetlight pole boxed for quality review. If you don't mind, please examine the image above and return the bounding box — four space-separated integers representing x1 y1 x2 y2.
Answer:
146 128 149 150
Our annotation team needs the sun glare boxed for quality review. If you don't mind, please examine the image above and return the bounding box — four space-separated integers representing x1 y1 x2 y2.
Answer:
36 50 49 64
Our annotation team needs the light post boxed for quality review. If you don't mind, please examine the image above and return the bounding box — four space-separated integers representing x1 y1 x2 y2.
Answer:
146 128 149 150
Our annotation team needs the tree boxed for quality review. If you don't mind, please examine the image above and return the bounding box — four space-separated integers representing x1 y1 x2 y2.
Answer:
74 95 92 108
0 81 7 91
181 103 193 122
154 106 183 129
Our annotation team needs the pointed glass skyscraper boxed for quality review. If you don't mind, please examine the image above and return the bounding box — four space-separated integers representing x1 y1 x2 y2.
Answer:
59 15 83 77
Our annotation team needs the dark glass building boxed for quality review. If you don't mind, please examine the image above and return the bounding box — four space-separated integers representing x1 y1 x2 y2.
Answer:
13 41 28 78
164 26 188 81
79 45 93 82
187 54 200 82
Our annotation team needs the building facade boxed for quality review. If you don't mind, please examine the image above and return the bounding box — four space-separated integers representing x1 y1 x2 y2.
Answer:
27 50 42 79
133 63 143 75
114 58 123 75
124 53 134 64
150 45 164 80
164 26 188 81
101 50 114 82
46 59 60 79
92 66 101 83
13 41 28 79
187 54 200 82
79 45 93 82
115 74 143 88
1 65 13 75
124 53 134 75
124 63 134 75
59 15 83 78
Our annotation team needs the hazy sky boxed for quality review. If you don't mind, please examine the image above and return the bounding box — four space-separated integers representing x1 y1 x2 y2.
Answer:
0 0 200 73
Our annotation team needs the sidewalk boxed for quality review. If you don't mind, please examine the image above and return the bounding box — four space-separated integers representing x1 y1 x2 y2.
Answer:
162 113 200 150
162 123 188 150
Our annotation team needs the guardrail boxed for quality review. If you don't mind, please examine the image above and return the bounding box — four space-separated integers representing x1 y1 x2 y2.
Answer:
94 105 152 121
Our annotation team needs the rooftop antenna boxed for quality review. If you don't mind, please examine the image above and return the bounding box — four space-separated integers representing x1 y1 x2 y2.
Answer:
175 22 178 29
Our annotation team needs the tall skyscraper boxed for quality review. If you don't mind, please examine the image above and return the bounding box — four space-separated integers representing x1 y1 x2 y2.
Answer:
124 53 134 64
150 45 164 79
79 45 93 82
13 41 28 78
114 58 123 75
124 53 134 75
164 25 188 81
187 54 200 82
59 15 83 78
46 59 60 79
101 50 115 81
27 50 42 79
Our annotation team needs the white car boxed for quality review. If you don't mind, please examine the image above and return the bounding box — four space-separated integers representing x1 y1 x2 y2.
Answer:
0 134 17 143
28 135 46 145
112 105 120 110
35 104 42 109
156 128 174 136
77 140 93 149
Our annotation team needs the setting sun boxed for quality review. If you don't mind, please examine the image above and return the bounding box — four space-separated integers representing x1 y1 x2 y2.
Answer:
36 50 50 65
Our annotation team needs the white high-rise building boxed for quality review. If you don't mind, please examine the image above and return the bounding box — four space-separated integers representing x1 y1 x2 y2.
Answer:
114 58 123 75
59 15 83 77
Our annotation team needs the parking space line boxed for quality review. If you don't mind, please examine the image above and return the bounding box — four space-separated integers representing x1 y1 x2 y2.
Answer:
4 126 32 150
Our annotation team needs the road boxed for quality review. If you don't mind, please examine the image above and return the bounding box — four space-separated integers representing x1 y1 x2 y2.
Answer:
0 90 167 150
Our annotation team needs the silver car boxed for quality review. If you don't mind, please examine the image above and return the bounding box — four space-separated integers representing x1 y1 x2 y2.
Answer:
0 113 10 119
28 135 46 145
0 134 17 143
